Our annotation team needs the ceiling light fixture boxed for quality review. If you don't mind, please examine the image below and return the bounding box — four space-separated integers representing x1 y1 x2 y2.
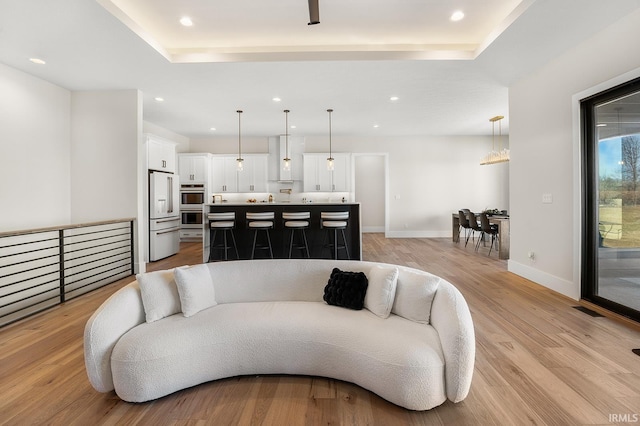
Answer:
236 110 244 172
180 16 193 27
283 109 291 172
480 115 509 165
154 97 164 102
327 108 334 171
272 97 282 102
451 11 465 22
390 96 399 101
29 58 46 65
210 127 217 131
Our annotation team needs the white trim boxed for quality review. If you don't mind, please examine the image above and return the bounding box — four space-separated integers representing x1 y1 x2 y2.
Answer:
385 230 451 238
508 260 579 300
362 226 385 233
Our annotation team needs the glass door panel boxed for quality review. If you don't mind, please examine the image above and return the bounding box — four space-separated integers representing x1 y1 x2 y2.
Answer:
583 79 640 321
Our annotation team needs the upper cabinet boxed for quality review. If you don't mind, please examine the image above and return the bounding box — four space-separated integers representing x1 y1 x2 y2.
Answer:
238 155 268 193
211 156 239 193
178 153 211 184
303 153 351 192
147 135 177 173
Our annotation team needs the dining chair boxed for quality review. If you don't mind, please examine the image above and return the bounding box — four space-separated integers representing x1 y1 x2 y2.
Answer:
477 212 499 255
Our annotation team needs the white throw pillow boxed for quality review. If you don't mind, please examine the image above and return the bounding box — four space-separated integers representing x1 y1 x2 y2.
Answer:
174 264 217 317
137 269 181 323
364 265 399 318
391 269 440 324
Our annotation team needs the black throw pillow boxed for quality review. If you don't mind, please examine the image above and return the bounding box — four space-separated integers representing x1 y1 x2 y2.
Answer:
323 268 368 310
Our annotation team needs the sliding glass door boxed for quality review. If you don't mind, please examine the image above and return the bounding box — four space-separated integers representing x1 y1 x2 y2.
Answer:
582 77 640 321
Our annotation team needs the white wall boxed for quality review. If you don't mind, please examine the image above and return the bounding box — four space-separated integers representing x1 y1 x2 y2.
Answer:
0 63 71 231
355 155 386 232
70 90 141 223
508 8 640 299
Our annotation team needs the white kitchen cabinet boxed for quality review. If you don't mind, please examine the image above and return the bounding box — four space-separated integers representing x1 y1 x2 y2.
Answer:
238 155 268 193
211 156 238 193
178 153 211 184
147 135 176 173
303 153 350 192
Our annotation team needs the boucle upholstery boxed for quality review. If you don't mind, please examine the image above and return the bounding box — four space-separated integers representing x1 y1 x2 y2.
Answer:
84 259 475 411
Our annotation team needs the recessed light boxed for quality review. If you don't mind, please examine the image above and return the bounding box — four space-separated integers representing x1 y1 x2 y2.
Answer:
373 124 380 128
154 97 164 102
210 127 217 131
290 125 297 129
29 58 46 65
180 16 193 27
272 97 282 102
390 96 399 101
451 11 465 22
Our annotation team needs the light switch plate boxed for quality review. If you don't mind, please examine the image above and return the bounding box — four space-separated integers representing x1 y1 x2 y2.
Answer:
542 193 553 204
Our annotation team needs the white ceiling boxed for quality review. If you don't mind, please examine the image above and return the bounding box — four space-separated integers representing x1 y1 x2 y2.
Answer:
1 0 639 139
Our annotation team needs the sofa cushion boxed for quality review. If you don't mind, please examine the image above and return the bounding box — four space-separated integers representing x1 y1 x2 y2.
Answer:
136 269 181 323
174 264 217 317
364 265 399 318
323 268 368 310
392 269 440 324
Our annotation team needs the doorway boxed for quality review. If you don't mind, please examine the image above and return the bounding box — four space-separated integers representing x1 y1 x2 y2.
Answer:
353 154 388 234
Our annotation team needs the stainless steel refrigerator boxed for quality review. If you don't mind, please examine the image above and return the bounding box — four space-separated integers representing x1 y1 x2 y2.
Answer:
149 171 180 261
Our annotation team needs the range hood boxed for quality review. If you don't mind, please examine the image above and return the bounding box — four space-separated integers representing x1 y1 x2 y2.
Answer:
268 135 305 182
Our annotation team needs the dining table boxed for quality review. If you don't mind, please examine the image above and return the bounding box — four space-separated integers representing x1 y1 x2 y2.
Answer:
452 212 510 260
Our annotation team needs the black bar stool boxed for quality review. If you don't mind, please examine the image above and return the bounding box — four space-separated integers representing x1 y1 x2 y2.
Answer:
283 212 310 258
321 211 350 260
207 212 239 261
246 212 274 259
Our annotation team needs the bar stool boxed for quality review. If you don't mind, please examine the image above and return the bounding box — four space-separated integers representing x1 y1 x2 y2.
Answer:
246 212 274 259
321 211 350 260
207 212 239 262
283 212 310 258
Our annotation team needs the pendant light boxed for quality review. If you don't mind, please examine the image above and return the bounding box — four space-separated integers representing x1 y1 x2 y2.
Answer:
327 108 334 171
283 109 291 171
480 115 509 165
236 110 244 172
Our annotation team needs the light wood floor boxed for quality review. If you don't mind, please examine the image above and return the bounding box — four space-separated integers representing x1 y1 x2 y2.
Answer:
2 235 640 425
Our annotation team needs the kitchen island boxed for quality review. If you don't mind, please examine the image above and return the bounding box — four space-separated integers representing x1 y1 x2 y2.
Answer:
203 202 361 262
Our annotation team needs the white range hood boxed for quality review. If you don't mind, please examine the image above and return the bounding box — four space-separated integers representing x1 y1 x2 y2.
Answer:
268 135 305 182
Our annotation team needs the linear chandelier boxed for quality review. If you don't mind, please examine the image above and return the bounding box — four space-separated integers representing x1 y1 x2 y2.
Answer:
480 115 509 165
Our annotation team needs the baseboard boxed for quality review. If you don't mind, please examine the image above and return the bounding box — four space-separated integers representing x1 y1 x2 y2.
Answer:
385 230 451 238
362 226 385 233
508 260 579 300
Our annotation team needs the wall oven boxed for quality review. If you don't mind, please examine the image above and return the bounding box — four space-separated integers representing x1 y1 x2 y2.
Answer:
180 184 205 210
180 210 203 229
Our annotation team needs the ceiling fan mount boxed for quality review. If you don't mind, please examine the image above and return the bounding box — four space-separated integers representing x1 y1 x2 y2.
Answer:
308 0 320 25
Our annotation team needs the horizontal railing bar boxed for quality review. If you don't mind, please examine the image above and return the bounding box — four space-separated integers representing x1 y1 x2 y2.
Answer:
0 218 136 238
65 271 132 299
64 242 130 260
65 261 131 285
0 236 59 251
63 239 130 256
62 227 130 241
0 278 59 299
0 244 59 260
63 230 130 246
0 269 60 290
0 288 59 314
0 257 60 278
63 250 131 271
0 252 59 270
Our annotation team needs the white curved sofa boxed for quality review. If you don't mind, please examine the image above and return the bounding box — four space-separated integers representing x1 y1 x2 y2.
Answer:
84 259 475 411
